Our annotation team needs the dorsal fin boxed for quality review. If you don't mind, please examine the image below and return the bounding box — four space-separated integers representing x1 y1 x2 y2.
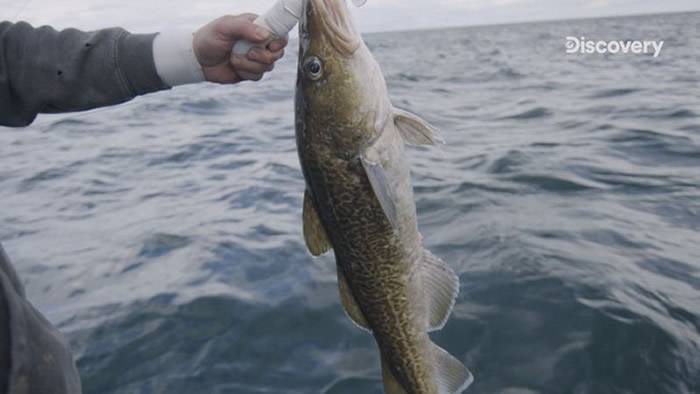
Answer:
421 249 460 332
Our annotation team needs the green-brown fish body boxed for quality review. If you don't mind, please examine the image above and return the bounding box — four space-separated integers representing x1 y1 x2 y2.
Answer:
295 1 473 393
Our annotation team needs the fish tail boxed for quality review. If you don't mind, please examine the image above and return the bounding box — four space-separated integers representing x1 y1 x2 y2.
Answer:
380 342 473 394
421 249 474 393
430 341 474 394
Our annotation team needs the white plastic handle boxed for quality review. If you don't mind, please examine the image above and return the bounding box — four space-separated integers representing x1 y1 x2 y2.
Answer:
232 0 304 55
232 16 269 55
231 0 368 55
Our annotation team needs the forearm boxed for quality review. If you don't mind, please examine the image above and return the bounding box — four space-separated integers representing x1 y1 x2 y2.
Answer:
0 21 169 127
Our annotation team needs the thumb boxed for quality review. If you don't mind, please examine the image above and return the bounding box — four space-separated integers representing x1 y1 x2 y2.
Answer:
216 14 271 43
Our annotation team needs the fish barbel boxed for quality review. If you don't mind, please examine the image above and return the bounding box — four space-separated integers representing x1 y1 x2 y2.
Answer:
295 0 473 392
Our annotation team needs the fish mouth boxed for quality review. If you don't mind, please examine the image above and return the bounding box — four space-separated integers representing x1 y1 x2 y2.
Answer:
308 0 361 55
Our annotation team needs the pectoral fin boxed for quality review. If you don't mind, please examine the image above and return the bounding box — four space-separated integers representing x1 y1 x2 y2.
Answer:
394 107 444 145
360 155 399 229
421 249 460 331
303 190 331 256
338 269 371 332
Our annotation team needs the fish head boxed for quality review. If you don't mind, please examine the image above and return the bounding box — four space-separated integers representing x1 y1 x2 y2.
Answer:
296 0 392 153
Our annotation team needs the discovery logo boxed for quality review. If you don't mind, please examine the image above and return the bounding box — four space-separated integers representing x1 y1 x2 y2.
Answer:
565 37 665 57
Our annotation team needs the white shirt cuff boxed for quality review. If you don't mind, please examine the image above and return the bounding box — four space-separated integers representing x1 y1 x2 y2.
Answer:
152 30 206 87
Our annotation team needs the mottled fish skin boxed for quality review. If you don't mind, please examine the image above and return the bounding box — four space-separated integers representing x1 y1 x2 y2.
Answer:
295 0 465 393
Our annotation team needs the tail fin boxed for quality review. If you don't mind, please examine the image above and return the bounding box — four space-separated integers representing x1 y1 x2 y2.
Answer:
380 249 470 393
432 342 473 393
380 343 473 394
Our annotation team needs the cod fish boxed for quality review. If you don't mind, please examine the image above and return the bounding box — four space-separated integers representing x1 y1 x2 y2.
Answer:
295 0 473 393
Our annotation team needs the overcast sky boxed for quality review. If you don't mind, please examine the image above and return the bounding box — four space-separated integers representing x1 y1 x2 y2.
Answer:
2 0 698 33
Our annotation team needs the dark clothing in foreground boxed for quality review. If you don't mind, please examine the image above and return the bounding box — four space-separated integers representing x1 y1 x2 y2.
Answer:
0 21 168 127
0 245 81 394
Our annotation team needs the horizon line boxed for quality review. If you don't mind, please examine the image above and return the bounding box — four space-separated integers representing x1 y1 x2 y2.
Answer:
360 8 700 36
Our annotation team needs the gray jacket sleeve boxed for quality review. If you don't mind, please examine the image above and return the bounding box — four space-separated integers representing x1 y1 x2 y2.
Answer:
0 21 170 127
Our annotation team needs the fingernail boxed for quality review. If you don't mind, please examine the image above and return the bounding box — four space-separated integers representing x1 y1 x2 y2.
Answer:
255 26 271 40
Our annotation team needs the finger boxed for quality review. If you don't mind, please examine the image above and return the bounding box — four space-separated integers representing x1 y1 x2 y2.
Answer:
237 71 265 82
215 14 271 43
203 66 241 84
268 36 289 52
271 49 285 61
247 48 285 65
232 55 274 75
238 13 257 21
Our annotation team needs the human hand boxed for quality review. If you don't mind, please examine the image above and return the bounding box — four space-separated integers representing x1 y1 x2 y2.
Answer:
193 14 288 83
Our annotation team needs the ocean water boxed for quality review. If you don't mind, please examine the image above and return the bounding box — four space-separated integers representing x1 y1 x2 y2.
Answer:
1 11 699 394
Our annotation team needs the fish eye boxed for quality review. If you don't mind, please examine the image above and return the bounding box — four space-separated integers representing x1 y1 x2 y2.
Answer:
304 56 324 81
